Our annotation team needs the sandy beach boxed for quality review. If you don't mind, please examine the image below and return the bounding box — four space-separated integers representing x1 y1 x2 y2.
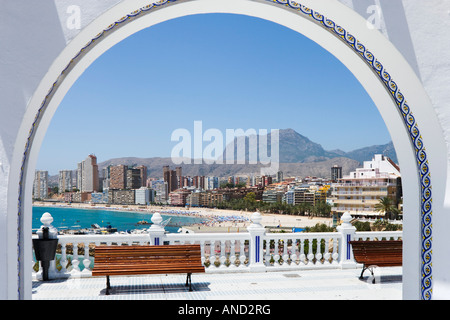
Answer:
33 201 333 233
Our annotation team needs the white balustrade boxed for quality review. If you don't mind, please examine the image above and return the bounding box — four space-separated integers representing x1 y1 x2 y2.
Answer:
32 211 403 280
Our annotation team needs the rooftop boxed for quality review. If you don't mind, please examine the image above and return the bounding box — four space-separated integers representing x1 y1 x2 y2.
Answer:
32 267 402 301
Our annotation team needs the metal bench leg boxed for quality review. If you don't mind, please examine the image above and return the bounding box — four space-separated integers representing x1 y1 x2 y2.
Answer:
359 266 367 279
186 273 192 291
369 267 376 284
106 275 111 295
360 266 376 283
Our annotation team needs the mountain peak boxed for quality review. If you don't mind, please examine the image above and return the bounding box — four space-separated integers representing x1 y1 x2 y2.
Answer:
221 128 396 164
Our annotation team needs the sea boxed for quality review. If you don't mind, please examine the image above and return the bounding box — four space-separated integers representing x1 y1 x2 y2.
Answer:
32 206 208 234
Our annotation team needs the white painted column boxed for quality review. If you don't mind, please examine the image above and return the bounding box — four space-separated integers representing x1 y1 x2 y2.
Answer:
336 212 357 269
148 212 165 245
247 211 266 272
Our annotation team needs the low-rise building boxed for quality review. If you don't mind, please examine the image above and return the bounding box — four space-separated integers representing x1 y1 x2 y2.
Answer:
262 189 284 203
135 187 155 205
91 191 108 204
109 189 135 205
169 189 191 206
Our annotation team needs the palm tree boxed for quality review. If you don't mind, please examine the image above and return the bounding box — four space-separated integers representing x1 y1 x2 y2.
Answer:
374 197 394 219
391 207 402 220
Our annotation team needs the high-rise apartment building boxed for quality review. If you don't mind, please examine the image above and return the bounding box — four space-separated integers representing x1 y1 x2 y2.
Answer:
77 162 83 190
102 166 111 190
77 154 99 192
136 165 147 188
33 170 48 199
151 180 168 204
163 165 178 193
277 171 284 182
331 165 342 182
58 170 73 193
192 175 205 189
126 168 141 189
110 165 127 189
205 176 219 190
176 166 182 188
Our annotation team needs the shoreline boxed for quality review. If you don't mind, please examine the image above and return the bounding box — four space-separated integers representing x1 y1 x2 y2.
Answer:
33 201 333 233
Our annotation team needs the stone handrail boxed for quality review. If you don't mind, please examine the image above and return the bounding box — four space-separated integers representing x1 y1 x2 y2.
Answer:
31 211 403 280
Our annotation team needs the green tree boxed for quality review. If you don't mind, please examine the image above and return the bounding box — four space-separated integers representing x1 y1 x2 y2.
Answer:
312 201 332 218
391 207 402 220
352 221 371 231
243 192 256 203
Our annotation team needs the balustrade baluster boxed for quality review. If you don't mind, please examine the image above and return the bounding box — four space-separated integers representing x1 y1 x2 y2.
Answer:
323 237 331 265
200 240 206 267
71 242 80 273
289 239 298 266
209 241 216 266
239 240 247 268
219 240 227 268
332 236 339 264
315 237 323 264
282 238 289 267
299 238 306 265
229 240 236 268
307 237 314 265
274 238 280 265
59 242 68 274
82 242 91 273
264 238 271 266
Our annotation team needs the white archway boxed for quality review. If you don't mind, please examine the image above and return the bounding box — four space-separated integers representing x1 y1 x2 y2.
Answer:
7 0 446 300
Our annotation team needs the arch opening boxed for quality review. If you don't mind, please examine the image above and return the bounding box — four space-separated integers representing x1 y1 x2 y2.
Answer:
11 0 437 300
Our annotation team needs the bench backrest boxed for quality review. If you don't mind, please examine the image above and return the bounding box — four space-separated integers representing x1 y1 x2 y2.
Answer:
349 240 402 264
94 244 203 266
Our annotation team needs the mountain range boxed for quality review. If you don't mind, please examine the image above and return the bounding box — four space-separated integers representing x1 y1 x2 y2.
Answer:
96 128 397 179
220 128 396 164
48 128 397 183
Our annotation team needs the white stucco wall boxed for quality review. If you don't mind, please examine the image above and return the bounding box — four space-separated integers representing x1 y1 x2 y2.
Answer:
0 0 449 300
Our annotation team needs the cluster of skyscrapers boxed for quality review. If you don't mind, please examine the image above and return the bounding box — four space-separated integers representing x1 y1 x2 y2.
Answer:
33 153 402 221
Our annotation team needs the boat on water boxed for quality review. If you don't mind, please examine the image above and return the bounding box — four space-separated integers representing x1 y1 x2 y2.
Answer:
136 216 171 226
161 217 171 227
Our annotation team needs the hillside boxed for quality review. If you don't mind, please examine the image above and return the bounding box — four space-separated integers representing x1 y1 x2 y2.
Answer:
48 128 397 183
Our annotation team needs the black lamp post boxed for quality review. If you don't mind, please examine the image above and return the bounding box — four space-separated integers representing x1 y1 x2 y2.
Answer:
33 226 58 281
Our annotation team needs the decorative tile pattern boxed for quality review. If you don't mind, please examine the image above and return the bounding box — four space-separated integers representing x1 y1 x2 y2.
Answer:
19 0 431 299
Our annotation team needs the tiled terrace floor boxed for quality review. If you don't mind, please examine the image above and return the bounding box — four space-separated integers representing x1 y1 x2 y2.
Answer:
32 266 402 300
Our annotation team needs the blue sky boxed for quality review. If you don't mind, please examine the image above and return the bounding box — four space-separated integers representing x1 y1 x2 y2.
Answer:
37 13 391 175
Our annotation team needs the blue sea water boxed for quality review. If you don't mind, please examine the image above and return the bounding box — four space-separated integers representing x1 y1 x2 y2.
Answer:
32 206 207 233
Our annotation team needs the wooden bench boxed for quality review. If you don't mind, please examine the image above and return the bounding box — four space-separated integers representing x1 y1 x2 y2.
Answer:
92 244 205 295
349 240 402 283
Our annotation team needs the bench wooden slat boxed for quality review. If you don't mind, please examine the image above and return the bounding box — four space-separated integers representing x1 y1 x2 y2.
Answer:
92 244 205 294
349 240 402 282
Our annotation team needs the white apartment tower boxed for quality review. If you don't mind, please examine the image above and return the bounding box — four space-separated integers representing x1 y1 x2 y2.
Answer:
58 170 73 193
77 154 99 193
33 170 48 199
